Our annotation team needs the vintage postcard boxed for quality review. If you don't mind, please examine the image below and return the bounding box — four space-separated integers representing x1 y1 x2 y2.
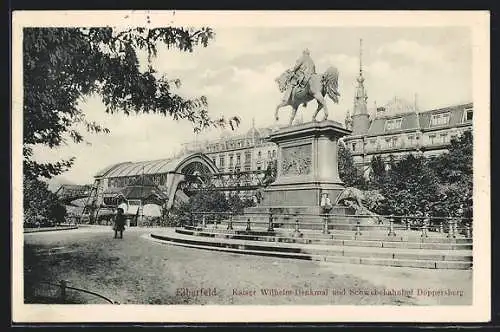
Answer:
12 10 490 323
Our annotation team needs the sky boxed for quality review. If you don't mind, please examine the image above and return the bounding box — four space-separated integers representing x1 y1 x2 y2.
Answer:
31 26 472 188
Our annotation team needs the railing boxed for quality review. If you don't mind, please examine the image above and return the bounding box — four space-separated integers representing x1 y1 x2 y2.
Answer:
25 280 120 304
182 211 473 239
184 170 268 193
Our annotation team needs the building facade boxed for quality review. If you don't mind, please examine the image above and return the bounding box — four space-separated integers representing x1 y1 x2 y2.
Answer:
343 99 473 177
179 120 278 173
342 39 473 177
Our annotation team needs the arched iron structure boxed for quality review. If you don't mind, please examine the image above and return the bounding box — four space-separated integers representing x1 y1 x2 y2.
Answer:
73 152 273 218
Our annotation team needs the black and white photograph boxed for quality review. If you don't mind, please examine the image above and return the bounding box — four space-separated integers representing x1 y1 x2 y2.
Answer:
12 10 490 323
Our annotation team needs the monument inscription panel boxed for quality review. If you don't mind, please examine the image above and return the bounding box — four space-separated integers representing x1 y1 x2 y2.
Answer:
280 144 312 176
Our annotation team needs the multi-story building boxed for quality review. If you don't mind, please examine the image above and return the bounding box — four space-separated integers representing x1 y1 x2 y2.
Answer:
342 39 473 177
180 119 278 173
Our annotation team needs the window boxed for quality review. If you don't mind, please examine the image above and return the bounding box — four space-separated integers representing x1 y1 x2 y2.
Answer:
219 156 225 168
439 133 449 144
272 150 276 158
245 151 252 165
386 136 398 148
352 143 357 151
236 153 241 166
430 112 450 126
407 135 415 146
429 134 436 144
257 166 262 171
229 155 234 168
212 158 216 165
385 118 403 131
463 108 473 122
268 150 271 159
258 151 262 159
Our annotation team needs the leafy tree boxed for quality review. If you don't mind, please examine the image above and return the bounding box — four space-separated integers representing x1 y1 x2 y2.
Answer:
428 130 473 183
358 131 473 225
227 193 255 214
23 174 66 226
369 155 387 186
338 141 365 188
48 201 67 226
428 130 473 221
23 26 235 180
376 154 440 218
169 185 229 226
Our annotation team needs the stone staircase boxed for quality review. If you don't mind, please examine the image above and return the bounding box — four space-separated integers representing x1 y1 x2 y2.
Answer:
150 225 472 270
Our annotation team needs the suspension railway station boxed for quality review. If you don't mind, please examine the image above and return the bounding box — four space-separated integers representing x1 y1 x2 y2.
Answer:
56 152 270 226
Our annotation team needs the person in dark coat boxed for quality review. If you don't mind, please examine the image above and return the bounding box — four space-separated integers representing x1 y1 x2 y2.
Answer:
114 208 126 239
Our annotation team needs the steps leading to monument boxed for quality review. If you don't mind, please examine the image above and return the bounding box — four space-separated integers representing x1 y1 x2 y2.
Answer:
181 226 472 247
175 229 472 258
150 228 472 270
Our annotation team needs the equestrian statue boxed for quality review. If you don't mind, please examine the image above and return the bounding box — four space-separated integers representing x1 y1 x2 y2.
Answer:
275 48 341 126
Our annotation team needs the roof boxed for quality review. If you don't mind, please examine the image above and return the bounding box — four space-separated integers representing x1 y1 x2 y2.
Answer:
367 112 420 136
365 102 472 137
417 103 472 129
96 152 218 180
95 162 131 177
96 156 186 178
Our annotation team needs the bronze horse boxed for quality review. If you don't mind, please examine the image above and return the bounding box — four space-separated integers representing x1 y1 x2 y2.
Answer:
275 66 340 125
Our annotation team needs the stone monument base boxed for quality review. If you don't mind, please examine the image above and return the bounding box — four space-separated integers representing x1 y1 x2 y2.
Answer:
261 181 345 208
235 120 361 229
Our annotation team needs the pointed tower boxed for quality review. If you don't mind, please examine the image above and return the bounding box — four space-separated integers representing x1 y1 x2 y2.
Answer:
351 38 370 135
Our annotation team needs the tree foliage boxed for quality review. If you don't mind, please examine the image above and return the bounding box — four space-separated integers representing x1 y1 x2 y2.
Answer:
369 131 473 222
376 154 440 217
338 141 365 188
428 130 473 219
24 26 219 179
369 155 387 187
428 130 473 183
23 174 67 226
168 185 255 227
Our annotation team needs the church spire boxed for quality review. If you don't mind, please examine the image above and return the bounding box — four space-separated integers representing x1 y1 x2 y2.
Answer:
355 38 366 92
351 38 370 135
359 38 364 80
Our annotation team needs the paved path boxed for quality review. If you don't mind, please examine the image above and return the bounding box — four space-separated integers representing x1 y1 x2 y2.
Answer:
24 226 472 305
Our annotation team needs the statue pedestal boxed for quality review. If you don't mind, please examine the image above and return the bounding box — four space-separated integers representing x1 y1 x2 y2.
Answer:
260 120 351 207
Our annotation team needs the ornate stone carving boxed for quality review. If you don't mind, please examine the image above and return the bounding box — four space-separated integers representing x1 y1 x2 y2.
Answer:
281 144 312 176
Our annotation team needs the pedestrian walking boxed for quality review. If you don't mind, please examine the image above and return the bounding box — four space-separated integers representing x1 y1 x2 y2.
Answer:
114 208 126 239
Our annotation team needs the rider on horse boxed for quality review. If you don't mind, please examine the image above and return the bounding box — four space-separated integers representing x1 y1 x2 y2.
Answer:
282 48 317 103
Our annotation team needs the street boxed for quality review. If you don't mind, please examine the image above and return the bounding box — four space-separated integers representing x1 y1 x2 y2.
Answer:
24 226 471 305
